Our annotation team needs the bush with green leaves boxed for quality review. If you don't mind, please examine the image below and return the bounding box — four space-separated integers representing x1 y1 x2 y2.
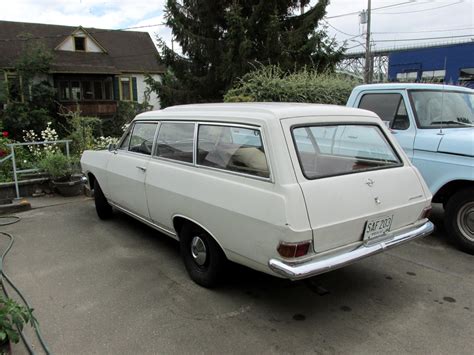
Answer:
58 111 101 156
38 152 74 181
101 101 152 138
224 65 360 105
0 295 34 344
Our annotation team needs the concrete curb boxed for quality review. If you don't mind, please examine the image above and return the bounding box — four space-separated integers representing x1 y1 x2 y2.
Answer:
0 199 32 215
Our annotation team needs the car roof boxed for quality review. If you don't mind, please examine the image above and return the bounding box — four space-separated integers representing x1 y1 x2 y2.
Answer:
353 83 474 93
135 103 377 124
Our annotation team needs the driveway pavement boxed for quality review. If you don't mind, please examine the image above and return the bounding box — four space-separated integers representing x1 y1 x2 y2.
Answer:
2 197 473 354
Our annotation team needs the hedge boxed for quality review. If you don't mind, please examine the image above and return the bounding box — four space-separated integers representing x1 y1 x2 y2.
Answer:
224 65 360 105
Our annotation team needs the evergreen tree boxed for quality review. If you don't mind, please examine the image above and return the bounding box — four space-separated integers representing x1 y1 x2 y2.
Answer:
147 0 344 107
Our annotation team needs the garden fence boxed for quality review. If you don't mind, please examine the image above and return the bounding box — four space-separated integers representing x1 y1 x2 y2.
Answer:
0 140 72 199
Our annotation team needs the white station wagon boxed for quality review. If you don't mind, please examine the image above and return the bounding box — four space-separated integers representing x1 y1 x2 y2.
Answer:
81 103 434 287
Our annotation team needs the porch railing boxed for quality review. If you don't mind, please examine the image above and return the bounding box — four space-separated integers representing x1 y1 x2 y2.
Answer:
0 140 72 199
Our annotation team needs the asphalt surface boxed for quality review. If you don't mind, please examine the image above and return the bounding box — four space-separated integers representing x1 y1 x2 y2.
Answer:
2 197 473 354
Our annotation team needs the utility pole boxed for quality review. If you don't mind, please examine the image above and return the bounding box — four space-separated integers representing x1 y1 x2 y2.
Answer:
364 0 372 84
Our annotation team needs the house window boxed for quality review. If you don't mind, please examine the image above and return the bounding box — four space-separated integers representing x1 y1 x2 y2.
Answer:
6 72 23 103
59 81 70 100
93 81 103 100
119 77 131 101
71 81 81 100
104 79 112 100
57 78 115 101
82 81 94 100
74 36 86 51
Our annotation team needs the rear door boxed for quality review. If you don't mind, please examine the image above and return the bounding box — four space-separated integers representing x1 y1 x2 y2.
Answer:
282 117 428 253
106 121 158 219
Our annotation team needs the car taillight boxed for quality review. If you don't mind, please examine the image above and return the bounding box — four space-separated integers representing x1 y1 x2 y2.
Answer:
277 241 311 258
419 206 432 220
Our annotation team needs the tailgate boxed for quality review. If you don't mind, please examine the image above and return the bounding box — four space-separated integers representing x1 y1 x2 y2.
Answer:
299 167 427 252
282 118 429 253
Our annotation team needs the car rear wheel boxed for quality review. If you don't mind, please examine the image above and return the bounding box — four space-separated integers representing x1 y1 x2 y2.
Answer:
445 188 474 254
179 223 226 288
94 180 113 220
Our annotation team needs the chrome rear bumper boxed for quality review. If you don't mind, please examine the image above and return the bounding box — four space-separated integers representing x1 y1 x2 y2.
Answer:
268 221 434 280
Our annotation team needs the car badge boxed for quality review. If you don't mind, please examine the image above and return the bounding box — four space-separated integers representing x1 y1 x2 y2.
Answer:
374 197 381 205
366 178 375 187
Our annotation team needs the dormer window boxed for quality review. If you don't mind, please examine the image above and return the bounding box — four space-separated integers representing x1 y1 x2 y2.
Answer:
74 36 85 51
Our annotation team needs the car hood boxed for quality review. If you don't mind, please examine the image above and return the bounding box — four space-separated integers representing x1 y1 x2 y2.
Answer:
437 128 474 157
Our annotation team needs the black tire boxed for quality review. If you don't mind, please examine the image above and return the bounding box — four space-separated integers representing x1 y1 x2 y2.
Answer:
94 179 113 220
445 188 474 254
179 223 226 288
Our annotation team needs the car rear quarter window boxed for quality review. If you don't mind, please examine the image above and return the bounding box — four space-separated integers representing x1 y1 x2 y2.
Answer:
156 122 195 163
197 124 270 178
292 124 401 179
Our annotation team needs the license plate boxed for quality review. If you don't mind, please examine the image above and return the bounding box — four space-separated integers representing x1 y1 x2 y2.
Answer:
363 215 393 240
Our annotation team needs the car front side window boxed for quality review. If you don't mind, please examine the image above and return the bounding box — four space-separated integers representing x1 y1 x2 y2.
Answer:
128 122 158 155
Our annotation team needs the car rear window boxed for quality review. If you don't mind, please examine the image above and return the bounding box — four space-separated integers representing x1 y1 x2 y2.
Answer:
197 124 270 178
292 124 401 179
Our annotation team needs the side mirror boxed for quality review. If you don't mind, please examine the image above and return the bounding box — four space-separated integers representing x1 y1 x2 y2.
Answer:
108 143 117 152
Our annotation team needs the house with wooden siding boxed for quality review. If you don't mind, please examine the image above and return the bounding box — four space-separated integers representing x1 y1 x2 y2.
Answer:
0 20 164 117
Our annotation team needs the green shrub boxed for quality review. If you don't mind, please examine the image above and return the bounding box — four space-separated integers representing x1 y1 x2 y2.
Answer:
0 295 34 344
38 152 73 181
224 65 360 105
101 101 152 137
59 111 100 156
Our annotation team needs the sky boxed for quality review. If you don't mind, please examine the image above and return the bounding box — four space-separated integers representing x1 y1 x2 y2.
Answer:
0 0 473 54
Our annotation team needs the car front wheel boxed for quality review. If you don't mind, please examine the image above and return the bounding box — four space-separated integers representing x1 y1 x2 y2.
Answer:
94 179 113 220
179 223 226 288
445 188 474 254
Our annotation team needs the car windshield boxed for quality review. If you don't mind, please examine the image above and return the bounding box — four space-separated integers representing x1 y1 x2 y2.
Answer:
409 90 474 128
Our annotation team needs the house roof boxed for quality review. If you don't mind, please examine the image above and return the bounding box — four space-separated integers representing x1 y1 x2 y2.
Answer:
0 20 165 74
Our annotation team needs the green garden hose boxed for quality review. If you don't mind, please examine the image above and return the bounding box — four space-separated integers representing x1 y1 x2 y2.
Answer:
0 216 51 355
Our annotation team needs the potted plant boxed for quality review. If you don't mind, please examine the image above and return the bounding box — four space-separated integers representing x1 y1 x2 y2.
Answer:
38 152 84 196
0 295 34 353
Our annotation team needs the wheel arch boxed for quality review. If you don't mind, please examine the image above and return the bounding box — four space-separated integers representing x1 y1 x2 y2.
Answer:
86 171 96 190
433 180 474 205
172 215 228 258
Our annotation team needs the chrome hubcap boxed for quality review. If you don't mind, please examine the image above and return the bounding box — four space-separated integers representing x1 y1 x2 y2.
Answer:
191 236 207 266
457 202 474 242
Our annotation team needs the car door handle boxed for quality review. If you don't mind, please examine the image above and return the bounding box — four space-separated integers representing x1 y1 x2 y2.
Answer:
136 166 147 172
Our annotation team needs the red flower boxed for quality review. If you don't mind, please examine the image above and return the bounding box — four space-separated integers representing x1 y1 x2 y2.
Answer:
2 131 8 138
0 150 6 157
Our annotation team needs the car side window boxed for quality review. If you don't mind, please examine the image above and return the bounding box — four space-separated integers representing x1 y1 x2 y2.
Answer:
156 122 195 163
359 93 410 130
128 122 158 155
117 125 133 150
197 124 270 178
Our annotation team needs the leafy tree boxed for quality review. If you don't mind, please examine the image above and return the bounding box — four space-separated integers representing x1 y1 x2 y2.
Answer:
1 43 54 138
147 0 344 107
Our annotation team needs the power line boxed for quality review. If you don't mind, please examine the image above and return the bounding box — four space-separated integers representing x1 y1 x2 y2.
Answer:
373 26 474 35
326 1 420 19
322 19 359 37
368 33 473 43
375 0 463 14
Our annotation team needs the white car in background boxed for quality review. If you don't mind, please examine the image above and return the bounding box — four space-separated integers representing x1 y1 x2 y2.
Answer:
81 103 434 287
